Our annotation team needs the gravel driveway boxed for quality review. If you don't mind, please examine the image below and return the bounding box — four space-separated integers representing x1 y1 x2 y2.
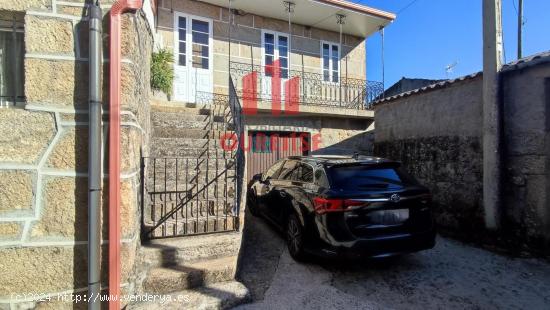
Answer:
235 211 550 310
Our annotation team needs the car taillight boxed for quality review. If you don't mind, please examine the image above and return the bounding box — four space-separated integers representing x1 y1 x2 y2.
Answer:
313 197 367 214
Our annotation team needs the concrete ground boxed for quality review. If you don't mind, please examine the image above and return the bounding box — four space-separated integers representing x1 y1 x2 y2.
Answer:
235 211 550 310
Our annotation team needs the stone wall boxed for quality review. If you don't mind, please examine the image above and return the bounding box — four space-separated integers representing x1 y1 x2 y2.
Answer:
501 61 550 254
0 1 153 308
373 60 550 255
374 76 485 239
155 0 366 95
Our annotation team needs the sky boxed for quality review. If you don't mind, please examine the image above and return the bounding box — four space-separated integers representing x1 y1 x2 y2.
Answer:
356 0 550 88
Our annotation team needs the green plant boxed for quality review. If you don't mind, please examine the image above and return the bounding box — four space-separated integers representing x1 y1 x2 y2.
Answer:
151 48 174 95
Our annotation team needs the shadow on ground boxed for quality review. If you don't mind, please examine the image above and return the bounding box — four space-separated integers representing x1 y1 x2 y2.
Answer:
236 209 550 309
236 209 285 301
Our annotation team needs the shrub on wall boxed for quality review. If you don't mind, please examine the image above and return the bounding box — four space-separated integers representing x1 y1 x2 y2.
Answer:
151 49 174 95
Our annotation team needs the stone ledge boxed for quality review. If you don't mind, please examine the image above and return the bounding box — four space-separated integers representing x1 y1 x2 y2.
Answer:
252 101 374 119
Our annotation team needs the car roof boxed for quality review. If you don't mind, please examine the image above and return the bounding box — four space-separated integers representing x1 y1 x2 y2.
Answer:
285 155 399 167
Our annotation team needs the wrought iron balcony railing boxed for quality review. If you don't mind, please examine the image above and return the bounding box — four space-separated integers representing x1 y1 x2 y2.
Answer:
229 61 384 110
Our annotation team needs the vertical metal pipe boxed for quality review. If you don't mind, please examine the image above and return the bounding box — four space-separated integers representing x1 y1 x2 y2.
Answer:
88 2 102 310
517 0 523 59
379 26 385 98
482 0 503 230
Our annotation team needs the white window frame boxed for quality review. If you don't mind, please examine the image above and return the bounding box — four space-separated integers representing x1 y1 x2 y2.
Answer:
261 29 290 78
173 12 213 73
320 40 340 83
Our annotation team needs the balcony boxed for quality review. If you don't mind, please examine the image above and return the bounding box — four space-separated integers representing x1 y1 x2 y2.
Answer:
229 61 384 111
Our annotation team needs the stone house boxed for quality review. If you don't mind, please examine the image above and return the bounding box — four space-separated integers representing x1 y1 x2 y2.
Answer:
0 0 394 308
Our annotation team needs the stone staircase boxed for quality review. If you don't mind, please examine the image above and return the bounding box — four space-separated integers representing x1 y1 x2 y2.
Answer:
130 99 249 309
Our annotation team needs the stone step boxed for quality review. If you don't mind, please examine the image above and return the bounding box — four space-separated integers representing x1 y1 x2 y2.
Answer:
146 171 236 187
151 101 214 115
143 207 235 226
141 231 242 266
149 147 234 158
151 118 231 131
144 215 238 239
128 280 250 310
151 98 228 109
151 117 212 131
144 196 236 216
153 137 225 150
145 182 235 197
153 127 235 139
142 256 238 295
151 110 227 126
144 197 236 215
146 157 236 174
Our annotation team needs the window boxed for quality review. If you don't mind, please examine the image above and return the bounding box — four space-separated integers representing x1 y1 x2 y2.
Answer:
328 165 419 191
263 160 284 181
263 31 289 79
278 160 299 180
177 16 186 66
0 15 25 107
191 19 209 69
321 42 339 83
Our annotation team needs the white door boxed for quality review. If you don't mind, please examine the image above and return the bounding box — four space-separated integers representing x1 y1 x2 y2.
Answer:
320 41 341 104
261 31 289 105
173 13 213 103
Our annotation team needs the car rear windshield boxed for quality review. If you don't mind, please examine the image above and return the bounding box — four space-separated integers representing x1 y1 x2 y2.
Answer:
328 165 419 190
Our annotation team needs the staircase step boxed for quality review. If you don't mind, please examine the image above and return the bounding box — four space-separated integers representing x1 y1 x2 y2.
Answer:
146 172 236 187
142 255 238 294
152 110 227 125
146 156 236 174
145 198 235 219
153 127 234 139
151 100 228 113
152 137 223 149
141 232 242 266
128 280 250 310
151 104 209 115
150 146 235 158
145 215 238 239
146 182 235 196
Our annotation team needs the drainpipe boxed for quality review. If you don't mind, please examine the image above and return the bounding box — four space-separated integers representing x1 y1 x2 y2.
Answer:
109 0 143 309
88 2 102 310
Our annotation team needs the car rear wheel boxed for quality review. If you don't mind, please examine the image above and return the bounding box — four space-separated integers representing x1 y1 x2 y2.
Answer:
247 191 260 217
286 214 306 261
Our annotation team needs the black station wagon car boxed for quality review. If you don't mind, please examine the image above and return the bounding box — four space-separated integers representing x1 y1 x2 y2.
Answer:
246 155 436 260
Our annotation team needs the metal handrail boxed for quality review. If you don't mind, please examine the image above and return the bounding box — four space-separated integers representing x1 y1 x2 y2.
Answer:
229 61 384 110
142 91 243 239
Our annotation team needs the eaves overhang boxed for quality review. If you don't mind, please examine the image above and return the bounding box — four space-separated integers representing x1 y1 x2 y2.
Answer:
198 0 395 38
